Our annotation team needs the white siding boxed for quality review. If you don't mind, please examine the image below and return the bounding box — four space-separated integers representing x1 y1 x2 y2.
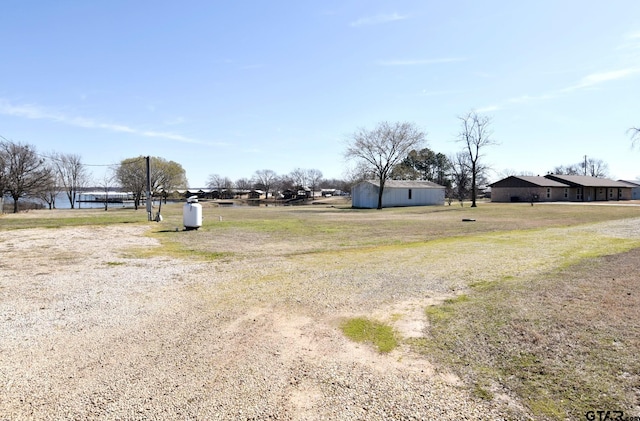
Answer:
352 181 445 208
352 182 378 208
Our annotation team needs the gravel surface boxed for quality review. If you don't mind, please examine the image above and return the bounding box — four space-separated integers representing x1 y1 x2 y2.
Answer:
0 224 535 420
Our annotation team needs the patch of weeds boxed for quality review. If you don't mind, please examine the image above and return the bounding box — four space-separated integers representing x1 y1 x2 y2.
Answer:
130 238 233 262
527 398 565 419
105 261 125 266
390 313 403 322
469 280 494 291
424 294 470 323
340 317 399 353
472 383 494 400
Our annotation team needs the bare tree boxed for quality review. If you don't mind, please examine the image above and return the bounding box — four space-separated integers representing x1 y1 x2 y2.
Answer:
205 174 233 198
500 169 535 178
289 168 307 188
0 139 51 213
34 162 60 209
552 164 581 175
456 111 496 207
306 169 323 199
52 152 90 209
344 161 374 188
220 177 234 199
629 127 640 148
278 173 294 191
235 177 251 192
552 158 609 178
450 152 472 206
345 121 426 209
582 158 609 178
97 170 116 211
0 145 6 212
252 169 278 199
206 173 224 192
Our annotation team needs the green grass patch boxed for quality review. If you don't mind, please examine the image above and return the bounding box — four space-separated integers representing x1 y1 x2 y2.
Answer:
0 208 146 230
129 237 233 261
340 317 399 353
424 294 470 323
472 383 494 400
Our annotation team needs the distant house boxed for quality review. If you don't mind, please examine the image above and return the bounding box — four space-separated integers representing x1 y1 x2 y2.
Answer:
489 176 571 202
351 180 445 209
619 180 640 200
490 175 632 202
545 174 631 201
248 189 264 199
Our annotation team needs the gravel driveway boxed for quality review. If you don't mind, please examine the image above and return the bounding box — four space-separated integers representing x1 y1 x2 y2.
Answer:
0 224 524 420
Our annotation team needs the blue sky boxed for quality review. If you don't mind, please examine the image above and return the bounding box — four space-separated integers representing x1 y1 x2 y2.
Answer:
1 1 639 187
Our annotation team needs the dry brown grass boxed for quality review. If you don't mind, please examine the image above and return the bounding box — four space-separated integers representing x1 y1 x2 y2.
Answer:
3 201 640 419
421 247 640 420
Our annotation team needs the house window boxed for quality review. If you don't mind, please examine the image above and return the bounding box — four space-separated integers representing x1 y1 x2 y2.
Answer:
546 188 551 199
408 189 412 200
609 189 613 199
564 188 568 198
577 188 583 200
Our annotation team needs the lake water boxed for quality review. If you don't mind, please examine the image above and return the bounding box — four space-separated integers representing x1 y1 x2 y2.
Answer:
45 192 137 210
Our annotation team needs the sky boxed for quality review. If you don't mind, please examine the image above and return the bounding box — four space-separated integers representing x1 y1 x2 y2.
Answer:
1 0 640 187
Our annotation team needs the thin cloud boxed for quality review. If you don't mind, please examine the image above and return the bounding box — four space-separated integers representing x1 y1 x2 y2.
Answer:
478 66 639 112
617 31 640 50
475 105 501 113
507 93 559 104
0 99 208 145
378 57 466 66
350 13 408 27
419 89 465 97
561 68 639 92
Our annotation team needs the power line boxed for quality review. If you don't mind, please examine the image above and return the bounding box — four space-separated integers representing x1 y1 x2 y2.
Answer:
0 134 145 168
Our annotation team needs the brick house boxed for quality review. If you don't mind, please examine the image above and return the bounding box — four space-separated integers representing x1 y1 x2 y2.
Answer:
489 176 570 202
490 175 632 202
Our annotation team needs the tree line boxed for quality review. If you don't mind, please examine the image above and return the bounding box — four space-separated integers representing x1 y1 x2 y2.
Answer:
344 111 497 209
2 116 635 213
343 110 634 210
0 137 188 213
0 136 350 213
205 168 351 201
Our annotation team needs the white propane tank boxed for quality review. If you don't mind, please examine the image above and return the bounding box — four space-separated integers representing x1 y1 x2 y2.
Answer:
183 196 202 230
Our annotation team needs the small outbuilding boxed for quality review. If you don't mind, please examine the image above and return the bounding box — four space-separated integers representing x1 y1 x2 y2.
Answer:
351 180 445 209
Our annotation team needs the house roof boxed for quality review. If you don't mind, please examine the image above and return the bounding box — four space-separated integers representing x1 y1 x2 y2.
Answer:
619 180 640 187
362 180 445 189
489 176 568 188
544 174 630 188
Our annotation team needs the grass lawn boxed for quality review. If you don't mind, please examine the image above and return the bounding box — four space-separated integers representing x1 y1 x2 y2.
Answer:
2 200 639 419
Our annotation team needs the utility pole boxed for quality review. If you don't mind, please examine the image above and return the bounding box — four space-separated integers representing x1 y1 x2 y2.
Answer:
145 156 152 221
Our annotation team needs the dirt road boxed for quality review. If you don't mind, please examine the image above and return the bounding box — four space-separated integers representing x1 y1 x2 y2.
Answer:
0 225 521 420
